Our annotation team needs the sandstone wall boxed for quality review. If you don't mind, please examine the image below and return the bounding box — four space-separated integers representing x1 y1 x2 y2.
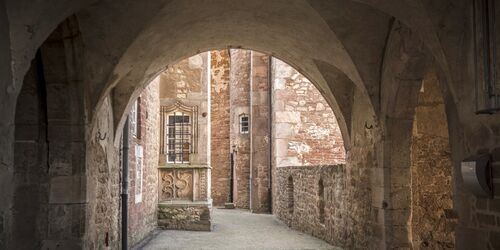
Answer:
272 58 345 167
274 165 346 246
12 22 90 249
156 53 212 231
13 60 50 249
158 53 210 167
210 50 231 206
85 96 121 249
250 51 271 213
229 49 251 209
410 74 454 249
127 79 160 247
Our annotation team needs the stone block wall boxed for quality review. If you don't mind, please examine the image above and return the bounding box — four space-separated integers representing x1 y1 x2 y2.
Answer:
250 52 271 213
272 58 345 167
229 49 252 209
274 165 346 246
12 22 90 249
210 50 231 206
158 203 211 231
127 79 160 247
410 74 455 249
158 52 210 167
85 96 121 249
156 52 212 231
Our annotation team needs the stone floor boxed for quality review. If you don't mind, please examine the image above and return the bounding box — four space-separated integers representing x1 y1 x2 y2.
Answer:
138 208 340 250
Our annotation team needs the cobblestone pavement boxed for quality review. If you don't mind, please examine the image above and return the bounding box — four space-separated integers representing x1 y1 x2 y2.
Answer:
138 208 341 250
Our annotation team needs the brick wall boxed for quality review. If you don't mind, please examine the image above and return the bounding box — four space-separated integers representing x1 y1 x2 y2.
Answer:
210 50 231 206
127 79 160 246
275 165 346 246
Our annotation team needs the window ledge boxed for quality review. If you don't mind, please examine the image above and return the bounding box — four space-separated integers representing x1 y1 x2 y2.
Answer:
158 164 211 169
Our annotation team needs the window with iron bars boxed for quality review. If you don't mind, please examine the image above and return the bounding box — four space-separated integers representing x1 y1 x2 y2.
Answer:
166 112 192 163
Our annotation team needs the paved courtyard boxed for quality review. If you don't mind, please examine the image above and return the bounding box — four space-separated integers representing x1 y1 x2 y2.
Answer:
138 208 341 250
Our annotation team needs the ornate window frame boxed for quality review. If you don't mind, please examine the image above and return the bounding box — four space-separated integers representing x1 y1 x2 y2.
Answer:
160 101 199 164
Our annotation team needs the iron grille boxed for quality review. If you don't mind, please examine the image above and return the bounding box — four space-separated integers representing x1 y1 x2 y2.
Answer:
166 113 191 163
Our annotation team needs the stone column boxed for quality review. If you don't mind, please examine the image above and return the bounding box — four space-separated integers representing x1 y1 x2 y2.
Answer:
229 49 251 209
249 51 271 213
210 50 231 206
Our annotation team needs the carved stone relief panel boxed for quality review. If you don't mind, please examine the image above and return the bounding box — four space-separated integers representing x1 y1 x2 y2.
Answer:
159 169 193 201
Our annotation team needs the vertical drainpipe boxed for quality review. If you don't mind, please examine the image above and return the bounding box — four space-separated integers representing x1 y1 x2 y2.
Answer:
268 56 273 213
249 51 254 211
121 118 129 250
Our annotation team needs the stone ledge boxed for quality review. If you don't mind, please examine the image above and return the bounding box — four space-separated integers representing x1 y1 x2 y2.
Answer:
158 200 212 208
157 164 211 169
158 201 212 231
276 164 345 172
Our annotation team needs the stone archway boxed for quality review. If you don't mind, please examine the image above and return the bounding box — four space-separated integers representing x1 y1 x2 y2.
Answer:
1 1 469 249
11 16 88 249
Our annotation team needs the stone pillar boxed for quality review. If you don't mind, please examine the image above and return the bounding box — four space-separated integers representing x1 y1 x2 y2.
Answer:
249 51 271 213
229 49 251 209
210 50 231 206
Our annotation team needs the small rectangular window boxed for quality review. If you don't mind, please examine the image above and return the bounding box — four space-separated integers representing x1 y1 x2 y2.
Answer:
240 115 249 134
130 99 140 137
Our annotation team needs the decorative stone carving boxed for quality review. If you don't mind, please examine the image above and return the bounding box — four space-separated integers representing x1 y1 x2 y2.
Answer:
159 169 193 201
199 169 207 200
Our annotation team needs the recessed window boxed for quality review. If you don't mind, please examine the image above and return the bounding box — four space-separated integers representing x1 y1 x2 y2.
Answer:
166 112 191 163
318 178 325 224
287 176 294 214
240 114 249 134
135 145 143 203
130 99 140 138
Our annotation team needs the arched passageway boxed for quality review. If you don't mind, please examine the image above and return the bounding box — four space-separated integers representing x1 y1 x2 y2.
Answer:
2 1 500 250
122 49 346 248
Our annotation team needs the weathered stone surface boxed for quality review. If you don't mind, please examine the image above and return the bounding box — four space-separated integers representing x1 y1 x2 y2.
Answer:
157 203 211 231
126 79 160 247
153 53 213 235
3 2 500 249
229 49 252 209
410 73 454 250
275 165 346 247
250 51 271 213
210 50 231 206
272 58 345 168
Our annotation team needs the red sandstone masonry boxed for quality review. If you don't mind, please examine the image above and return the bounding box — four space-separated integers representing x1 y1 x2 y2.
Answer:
229 49 252 209
210 50 231 206
272 58 345 168
250 51 271 213
127 80 159 247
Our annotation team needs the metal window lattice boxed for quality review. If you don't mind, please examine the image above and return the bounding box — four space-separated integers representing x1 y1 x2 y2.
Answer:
160 102 198 164
166 113 191 163
240 114 249 134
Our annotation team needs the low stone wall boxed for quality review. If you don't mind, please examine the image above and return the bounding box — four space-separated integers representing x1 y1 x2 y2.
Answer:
158 202 211 231
274 165 345 246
